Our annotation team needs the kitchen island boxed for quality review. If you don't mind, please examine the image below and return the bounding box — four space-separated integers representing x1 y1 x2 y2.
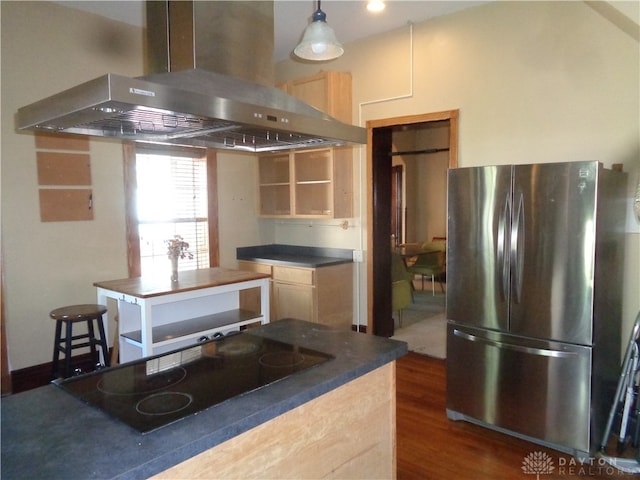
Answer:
1 319 407 479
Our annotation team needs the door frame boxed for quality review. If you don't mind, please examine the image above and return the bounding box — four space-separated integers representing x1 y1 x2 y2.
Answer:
366 110 459 336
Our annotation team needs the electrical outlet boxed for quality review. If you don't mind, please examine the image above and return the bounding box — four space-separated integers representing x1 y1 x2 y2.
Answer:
352 250 364 262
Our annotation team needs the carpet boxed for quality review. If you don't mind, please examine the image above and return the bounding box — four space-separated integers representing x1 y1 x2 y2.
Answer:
391 290 447 359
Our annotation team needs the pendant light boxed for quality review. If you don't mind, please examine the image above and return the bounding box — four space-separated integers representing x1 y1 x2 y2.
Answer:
294 0 343 61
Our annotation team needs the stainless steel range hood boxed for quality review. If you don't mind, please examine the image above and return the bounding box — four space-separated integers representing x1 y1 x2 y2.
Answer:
15 2 366 152
16 68 365 152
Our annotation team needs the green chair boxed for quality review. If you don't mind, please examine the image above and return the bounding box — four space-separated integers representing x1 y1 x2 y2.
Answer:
392 251 413 327
407 241 446 295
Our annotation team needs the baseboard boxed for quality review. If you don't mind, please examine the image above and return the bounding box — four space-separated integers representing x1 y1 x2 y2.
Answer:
10 351 109 394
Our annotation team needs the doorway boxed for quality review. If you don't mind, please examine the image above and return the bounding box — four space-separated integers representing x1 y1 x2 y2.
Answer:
366 110 458 337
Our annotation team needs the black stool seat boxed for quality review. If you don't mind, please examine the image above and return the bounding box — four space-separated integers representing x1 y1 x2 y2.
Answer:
50 304 110 379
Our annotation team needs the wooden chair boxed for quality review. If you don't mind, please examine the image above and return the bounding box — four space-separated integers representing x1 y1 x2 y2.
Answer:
407 241 446 295
391 251 413 327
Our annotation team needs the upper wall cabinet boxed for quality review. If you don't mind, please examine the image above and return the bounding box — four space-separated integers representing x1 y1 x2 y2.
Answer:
277 70 353 124
259 147 352 218
264 71 355 219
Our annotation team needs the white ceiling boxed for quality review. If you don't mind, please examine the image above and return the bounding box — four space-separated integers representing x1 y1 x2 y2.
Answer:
56 1 489 62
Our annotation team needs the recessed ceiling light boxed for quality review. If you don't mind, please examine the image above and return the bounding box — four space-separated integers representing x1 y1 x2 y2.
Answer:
367 0 385 13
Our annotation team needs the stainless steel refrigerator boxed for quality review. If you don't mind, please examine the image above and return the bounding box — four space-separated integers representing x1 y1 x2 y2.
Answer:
446 161 627 458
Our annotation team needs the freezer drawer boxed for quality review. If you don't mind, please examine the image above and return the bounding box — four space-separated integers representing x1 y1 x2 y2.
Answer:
446 323 592 454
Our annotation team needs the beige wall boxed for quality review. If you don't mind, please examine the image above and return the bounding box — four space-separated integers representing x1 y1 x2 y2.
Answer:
1 2 144 370
276 2 640 341
1 3 272 372
1 1 638 371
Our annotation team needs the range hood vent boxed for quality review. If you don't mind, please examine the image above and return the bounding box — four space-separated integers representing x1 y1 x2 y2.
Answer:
16 69 365 152
15 2 366 152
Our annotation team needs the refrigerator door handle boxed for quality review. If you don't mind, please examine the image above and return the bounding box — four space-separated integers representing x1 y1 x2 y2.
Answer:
497 194 510 300
453 329 577 358
511 192 525 303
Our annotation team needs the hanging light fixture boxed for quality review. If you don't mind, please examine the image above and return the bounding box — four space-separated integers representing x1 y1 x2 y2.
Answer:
294 0 344 61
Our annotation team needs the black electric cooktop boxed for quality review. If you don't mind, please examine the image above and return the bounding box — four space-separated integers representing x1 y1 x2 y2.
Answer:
54 331 334 434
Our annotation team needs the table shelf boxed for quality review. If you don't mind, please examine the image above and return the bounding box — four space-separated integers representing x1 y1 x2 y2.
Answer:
121 309 262 345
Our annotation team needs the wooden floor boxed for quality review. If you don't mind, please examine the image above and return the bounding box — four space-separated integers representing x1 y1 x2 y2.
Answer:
396 352 635 480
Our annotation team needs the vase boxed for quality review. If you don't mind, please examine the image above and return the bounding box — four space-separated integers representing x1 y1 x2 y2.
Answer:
170 256 179 282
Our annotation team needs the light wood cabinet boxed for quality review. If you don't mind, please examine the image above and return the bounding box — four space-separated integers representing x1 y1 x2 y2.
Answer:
267 70 354 219
278 70 353 124
239 261 353 331
273 280 315 323
258 148 352 218
258 153 291 216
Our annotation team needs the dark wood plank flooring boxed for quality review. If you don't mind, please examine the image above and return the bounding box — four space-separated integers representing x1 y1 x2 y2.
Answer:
396 352 635 479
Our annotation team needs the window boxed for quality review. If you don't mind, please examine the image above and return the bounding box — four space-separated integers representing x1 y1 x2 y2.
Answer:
134 147 209 276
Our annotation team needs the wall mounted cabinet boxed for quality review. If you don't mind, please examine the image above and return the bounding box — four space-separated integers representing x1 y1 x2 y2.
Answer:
258 153 291 216
277 70 353 124
258 148 352 218
266 71 354 219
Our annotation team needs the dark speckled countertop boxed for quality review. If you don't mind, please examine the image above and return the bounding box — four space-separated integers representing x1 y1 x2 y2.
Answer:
237 244 353 267
1 319 407 480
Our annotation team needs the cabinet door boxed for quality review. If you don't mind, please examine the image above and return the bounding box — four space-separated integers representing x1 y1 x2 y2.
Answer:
287 71 352 124
258 154 291 216
316 263 353 330
273 281 315 323
289 73 329 116
293 149 333 217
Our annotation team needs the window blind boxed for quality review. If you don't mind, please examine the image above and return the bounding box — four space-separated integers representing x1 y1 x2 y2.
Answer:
136 150 209 276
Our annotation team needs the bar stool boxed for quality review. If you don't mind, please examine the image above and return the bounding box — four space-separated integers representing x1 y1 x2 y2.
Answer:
50 304 110 379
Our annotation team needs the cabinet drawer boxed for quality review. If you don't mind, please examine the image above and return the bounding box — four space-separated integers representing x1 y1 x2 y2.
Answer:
273 266 314 285
238 261 272 276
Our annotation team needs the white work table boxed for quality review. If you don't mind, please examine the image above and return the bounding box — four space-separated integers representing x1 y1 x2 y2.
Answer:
95 267 270 362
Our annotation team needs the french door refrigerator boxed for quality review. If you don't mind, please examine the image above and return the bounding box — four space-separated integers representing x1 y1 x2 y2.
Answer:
446 161 626 458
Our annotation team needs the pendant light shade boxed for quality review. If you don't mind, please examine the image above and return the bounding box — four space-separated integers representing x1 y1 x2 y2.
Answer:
294 1 343 61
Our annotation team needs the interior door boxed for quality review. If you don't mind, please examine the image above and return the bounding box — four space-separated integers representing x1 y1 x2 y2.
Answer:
446 166 511 332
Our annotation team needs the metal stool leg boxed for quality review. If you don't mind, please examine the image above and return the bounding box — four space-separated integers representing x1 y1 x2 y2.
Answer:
601 310 640 453
618 342 639 453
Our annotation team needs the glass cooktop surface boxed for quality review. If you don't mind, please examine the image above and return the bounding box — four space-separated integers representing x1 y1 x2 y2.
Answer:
54 331 333 433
